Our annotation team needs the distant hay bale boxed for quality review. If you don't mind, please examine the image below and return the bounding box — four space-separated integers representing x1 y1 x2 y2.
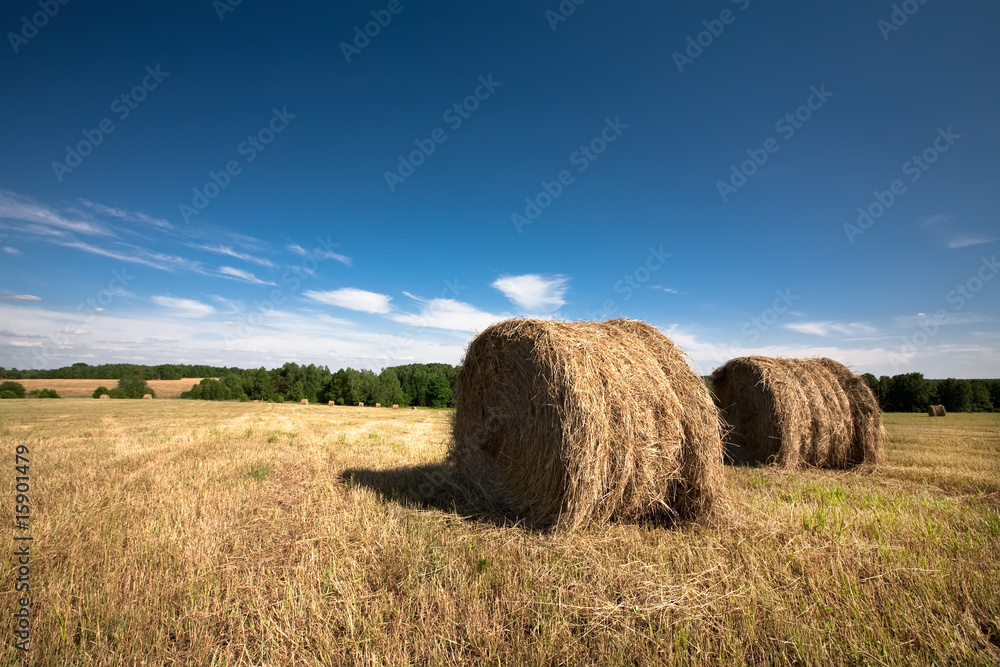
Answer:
142 394 152 400
450 318 725 531
928 404 947 417
392 404 399 409
99 394 110 400
358 402 364 407
711 356 883 468
329 400 335 406
411 406 417 410
301 399 308 405
375 402 381 408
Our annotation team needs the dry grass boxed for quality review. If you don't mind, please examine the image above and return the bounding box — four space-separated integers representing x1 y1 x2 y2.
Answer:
13 378 209 399
450 318 723 531
0 401 998 665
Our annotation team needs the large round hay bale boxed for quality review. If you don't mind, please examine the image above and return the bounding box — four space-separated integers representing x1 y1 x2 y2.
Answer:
928 404 947 417
710 357 883 467
450 318 725 531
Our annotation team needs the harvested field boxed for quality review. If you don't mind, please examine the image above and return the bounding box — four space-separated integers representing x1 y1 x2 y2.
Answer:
14 378 211 398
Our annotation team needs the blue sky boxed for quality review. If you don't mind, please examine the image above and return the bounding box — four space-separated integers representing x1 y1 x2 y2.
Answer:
1 0 998 377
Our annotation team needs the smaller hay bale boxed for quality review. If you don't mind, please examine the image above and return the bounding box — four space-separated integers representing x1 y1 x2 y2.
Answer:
142 394 152 400
928 404 947 417
411 406 417 410
301 399 308 405
99 394 110 400
392 404 399 409
328 400 335 406
358 402 364 407
375 402 381 408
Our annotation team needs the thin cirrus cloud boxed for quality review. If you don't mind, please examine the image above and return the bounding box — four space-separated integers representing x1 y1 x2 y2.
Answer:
287 242 352 266
151 296 215 318
2 290 41 301
491 274 568 313
921 213 997 249
192 243 274 267
783 321 878 337
218 266 277 286
3 246 20 255
304 287 392 314
77 199 172 229
389 293 503 332
0 189 113 238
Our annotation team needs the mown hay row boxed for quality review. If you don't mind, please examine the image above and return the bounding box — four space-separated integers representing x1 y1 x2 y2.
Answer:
710 356 883 468
449 318 725 531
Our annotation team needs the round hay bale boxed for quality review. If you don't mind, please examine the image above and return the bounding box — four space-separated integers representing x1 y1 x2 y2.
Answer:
411 406 417 410
329 400 335 406
710 357 883 468
450 318 725 531
392 404 399 409
358 402 364 407
99 394 110 400
142 394 152 400
928 404 947 417
375 402 381 408
301 399 308 405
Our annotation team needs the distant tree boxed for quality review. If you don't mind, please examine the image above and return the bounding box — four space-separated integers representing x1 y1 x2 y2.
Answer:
988 380 1000 413
92 386 110 399
0 381 26 398
117 375 155 399
969 380 993 412
861 373 883 410
37 389 60 398
884 373 929 412
937 378 972 413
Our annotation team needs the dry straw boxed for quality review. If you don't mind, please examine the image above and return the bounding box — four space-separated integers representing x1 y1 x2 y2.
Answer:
301 399 308 405
142 394 152 400
928 404 947 417
449 318 725 531
710 356 883 468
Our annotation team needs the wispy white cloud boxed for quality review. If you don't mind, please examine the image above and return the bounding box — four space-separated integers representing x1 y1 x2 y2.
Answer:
2 246 20 255
650 285 679 294
209 295 242 315
389 295 503 331
218 266 277 286
920 212 997 249
783 321 878 337
78 199 172 229
0 190 113 237
192 244 274 267
304 288 392 314
491 274 568 313
946 235 997 249
287 242 352 266
2 291 41 301
893 311 996 328
151 296 214 318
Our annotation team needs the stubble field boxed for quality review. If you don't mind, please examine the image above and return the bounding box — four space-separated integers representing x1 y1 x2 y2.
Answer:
1 400 998 665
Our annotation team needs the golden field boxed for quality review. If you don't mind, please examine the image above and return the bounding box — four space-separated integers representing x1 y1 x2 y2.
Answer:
13 378 208 399
0 400 998 665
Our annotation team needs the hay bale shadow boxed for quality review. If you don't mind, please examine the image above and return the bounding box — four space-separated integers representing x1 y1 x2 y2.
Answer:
339 464 528 529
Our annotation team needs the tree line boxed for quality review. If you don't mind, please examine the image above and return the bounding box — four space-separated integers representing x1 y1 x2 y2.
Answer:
860 373 1000 413
180 362 460 407
0 363 236 381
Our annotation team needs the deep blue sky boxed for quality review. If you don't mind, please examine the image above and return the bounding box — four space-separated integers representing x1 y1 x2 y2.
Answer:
1 0 998 376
